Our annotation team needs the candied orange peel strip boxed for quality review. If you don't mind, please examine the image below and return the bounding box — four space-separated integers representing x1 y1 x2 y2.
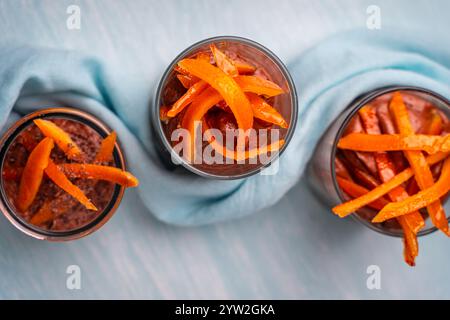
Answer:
338 132 450 154
45 160 97 211
167 80 209 117
30 201 54 226
59 163 139 188
234 60 256 74
169 75 285 118
34 119 82 159
177 74 198 89
247 93 288 128
196 52 211 63
16 137 54 212
206 135 285 161
200 116 284 161
332 152 448 218
159 106 170 122
389 92 448 235
181 87 223 161
425 109 443 135
177 58 254 132
234 75 285 97
400 221 419 266
358 103 423 262
95 131 117 163
337 176 388 211
210 44 239 77
373 156 450 222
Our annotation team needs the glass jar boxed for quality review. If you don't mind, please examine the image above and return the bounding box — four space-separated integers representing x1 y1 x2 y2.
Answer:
307 86 450 237
0 108 126 241
153 36 298 179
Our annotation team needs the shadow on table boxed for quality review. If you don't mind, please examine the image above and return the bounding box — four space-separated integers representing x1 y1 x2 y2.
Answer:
0 174 370 299
0 173 364 250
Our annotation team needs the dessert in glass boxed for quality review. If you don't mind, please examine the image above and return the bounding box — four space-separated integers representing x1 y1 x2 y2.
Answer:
308 87 450 266
154 36 297 179
0 108 138 241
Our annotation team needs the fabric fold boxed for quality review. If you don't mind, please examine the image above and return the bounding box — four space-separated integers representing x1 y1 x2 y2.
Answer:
1 29 449 225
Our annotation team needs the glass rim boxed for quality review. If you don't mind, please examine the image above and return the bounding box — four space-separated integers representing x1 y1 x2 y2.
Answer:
330 85 450 238
0 107 126 241
153 35 298 180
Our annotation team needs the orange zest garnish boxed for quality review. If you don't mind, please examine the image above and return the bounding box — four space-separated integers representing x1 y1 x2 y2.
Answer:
16 137 54 212
59 163 139 188
206 135 284 161
200 113 285 161
210 44 239 77
336 177 388 211
177 74 198 89
34 119 82 159
400 222 419 266
95 131 117 163
177 58 254 132
159 106 170 121
247 93 288 128
425 109 443 135
234 75 285 97
30 201 54 226
181 87 223 161
167 80 209 117
234 61 256 74
196 52 211 63
337 133 450 154
45 160 97 211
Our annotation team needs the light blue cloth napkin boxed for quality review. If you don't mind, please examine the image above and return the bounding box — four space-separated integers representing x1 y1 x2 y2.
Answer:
1 29 450 225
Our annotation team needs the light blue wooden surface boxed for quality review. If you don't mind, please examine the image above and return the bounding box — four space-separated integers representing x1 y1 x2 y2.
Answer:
1 0 450 299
